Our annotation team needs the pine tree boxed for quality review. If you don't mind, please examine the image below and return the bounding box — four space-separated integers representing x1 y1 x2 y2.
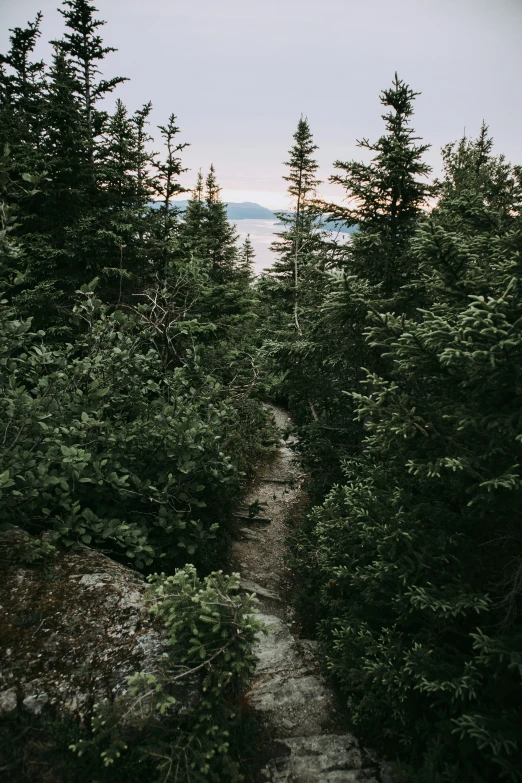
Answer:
132 101 156 243
237 234 255 279
327 73 432 294
93 98 144 298
151 113 188 282
268 116 322 331
0 13 46 171
269 79 433 491
53 0 127 166
178 170 206 265
15 45 89 318
203 164 238 280
42 46 89 229
412 124 522 310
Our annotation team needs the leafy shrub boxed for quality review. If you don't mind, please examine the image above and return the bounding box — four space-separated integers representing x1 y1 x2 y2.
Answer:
71 566 263 781
11 534 58 564
0 290 270 569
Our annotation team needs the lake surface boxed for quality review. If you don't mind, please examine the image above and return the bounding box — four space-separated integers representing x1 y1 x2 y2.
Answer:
229 218 352 276
229 219 279 275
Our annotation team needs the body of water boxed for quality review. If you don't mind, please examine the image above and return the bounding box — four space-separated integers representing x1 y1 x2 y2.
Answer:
230 218 279 275
230 219 353 276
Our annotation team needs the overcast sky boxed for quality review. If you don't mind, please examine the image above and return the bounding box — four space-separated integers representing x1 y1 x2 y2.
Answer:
2 0 521 209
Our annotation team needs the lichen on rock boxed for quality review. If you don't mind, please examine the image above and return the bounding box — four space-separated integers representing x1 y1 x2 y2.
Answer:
0 525 169 726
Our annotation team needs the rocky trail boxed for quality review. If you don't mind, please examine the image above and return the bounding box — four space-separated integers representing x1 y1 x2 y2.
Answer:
229 406 394 783
0 404 395 782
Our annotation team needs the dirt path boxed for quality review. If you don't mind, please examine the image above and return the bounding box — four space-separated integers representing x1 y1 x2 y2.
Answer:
229 405 394 783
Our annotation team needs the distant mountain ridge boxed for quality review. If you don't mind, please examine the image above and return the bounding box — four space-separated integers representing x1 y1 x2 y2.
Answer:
166 200 276 220
151 200 356 233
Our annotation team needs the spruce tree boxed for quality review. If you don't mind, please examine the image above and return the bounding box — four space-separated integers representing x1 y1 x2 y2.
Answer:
14 45 89 321
327 73 433 294
203 164 238 280
132 101 156 243
54 0 127 166
93 98 144 298
153 114 188 241
178 170 206 266
271 78 433 491
42 46 89 231
268 116 322 331
237 234 255 279
0 13 46 171
151 113 188 282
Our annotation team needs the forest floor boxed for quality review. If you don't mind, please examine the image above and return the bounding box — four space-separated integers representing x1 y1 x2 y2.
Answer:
228 405 395 783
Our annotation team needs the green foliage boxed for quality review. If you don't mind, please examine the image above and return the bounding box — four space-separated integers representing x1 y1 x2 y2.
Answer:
288 129 522 781
11 534 58 564
0 287 269 569
259 115 324 330
70 566 263 781
326 72 433 292
260 77 434 495
0 0 269 569
0 6 271 782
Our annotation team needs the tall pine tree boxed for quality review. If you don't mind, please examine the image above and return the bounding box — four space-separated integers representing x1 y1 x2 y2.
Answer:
53 0 126 166
326 73 433 295
267 116 323 332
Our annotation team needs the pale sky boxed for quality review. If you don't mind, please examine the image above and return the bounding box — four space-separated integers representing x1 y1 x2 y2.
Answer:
2 0 522 210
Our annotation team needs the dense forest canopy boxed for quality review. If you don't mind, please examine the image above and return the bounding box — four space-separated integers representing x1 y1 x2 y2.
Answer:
1 2 522 782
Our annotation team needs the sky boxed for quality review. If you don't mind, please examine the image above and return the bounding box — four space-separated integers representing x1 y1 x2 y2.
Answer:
2 0 522 210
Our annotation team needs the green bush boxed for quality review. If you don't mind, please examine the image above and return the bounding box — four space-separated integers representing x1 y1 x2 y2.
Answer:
0 289 269 569
11 534 58 564
71 566 264 782
292 275 522 781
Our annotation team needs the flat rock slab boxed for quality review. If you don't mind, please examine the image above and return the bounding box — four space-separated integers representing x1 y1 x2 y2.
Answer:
260 734 379 783
240 579 281 602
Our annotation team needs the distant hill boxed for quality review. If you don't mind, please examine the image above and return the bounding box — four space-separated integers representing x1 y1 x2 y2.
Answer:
162 200 276 220
225 202 276 219
150 200 356 233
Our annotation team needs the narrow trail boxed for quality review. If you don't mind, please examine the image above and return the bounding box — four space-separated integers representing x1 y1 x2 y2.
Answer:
229 405 394 783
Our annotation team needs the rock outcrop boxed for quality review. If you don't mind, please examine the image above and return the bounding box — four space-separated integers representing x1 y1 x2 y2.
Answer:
0 526 168 724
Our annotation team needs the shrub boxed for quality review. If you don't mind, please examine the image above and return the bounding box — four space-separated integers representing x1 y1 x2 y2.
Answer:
71 566 264 782
0 290 270 569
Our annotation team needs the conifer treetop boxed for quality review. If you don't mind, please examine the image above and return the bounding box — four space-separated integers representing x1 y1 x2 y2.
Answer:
283 116 321 208
52 0 127 162
0 13 44 92
330 73 432 227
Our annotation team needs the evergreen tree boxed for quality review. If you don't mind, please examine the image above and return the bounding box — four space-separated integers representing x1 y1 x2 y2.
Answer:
151 113 188 281
237 234 255 279
1 0 129 323
178 170 207 266
42 46 89 232
92 98 145 298
267 116 323 331
291 130 522 782
0 13 46 173
258 117 339 473
203 164 238 280
132 101 156 243
12 45 89 323
326 73 433 295
267 78 433 492
53 0 127 165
